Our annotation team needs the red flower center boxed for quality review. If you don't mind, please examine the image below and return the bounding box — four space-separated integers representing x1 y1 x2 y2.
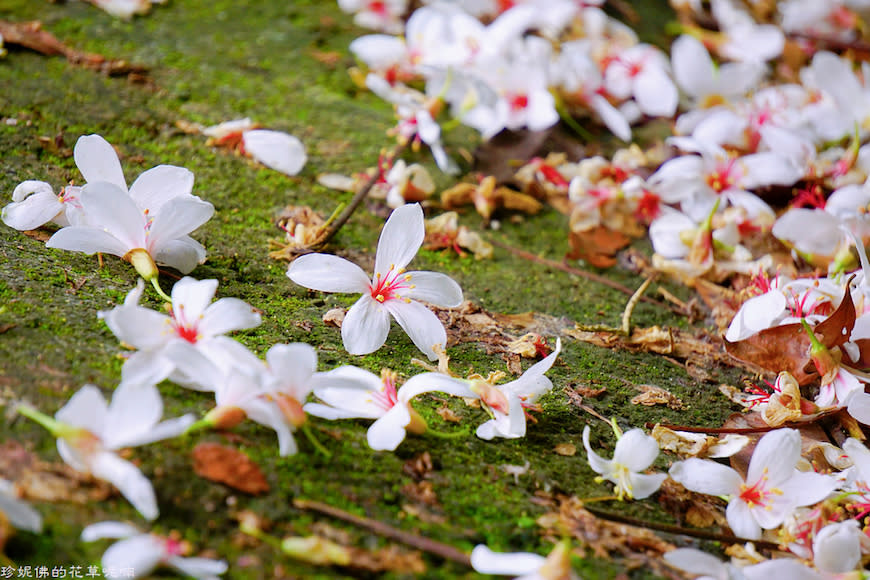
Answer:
369 265 413 303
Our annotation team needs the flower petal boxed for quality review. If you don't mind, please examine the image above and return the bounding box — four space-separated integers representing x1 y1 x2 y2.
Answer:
613 429 660 472
374 203 425 275
81 521 140 542
79 181 145 249
56 384 108 432
668 458 743 496
90 452 159 521
153 236 207 274
663 548 729 577
402 271 463 307
46 225 130 258
265 343 317 393
287 253 370 293
470 545 545 575
148 196 214 249
198 298 262 337
383 299 447 361
74 134 127 191
342 295 392 356
746 428 799 486
725 498 761 540
367 404 410 451
582 425 614 477
168 556 229 579
102 383 163 449
128 165 195 212
242 130 307 176
627 472 667 499
0 486 42 533
101 534 163 577
2 183 63 230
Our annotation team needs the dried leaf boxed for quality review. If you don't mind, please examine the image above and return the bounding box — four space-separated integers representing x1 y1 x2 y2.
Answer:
402 452 433 481
322 307 345 327
571 384 607 398
630 384 684 410
441 176 541 222
435 406 461 423
566 225 631 268
192 442 269 495
400 481 440 507
554 443 576 456
346 545 426 574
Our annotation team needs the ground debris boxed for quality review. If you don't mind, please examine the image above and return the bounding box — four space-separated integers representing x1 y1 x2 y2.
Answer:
0 20 149 79
631 384 684 410
566 225 632 268
192 442 269 495
345 544 426 574
536 494 676 575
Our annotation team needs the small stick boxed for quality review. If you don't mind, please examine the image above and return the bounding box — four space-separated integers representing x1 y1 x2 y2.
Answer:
293 498 472 567
312 142 408 250
620 276 653 335
647 422 783 434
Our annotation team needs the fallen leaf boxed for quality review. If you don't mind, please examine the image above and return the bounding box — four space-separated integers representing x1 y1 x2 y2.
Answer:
400 481 440 507
322 307 345 327
402 452 433 481
192 442 269 495
630 384 684 410
571 384 607 398
346 545 426 574
435 406 461 423
566 225 631 268
554 443 576 456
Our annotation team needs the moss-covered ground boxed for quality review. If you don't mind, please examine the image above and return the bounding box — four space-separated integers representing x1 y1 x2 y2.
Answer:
1 1 747 578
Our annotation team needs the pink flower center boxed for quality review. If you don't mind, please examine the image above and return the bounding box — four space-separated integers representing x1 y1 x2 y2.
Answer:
739 468 783 508
508 93 529 112
791 185 827 210
634 189 661 222
368 1 388 16
170 304 200 344
370 370 399 411
164 537 186 557
58 187 82 209
369 265 413 303
533 159 569 188
705 158 741 194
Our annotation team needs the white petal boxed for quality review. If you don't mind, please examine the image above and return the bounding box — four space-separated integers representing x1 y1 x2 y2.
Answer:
128 165 195 212
668 458 743 496
153 236 207 274
342 295 392 356
103 383 163 449
0 490 42 533
742 560 824 580
81 521 141 541
664 548 728 578
367 404 410 450
168 556 229 579
46 226 130 258
582 425 614 477
101 534 163 577
745 428 799 485
470 545 545 575
627 472 667 499
635 68 678 117
613 429 660 472
265 342 317 393
287 253 370 293
119 352 174 390
402 271 463 307
374 203 425 274
398 373 476 402
104 306 172 351
671 35 714 99
383 299 447 361
778 471 839 508
242 130 307 176
171 277 217 318
725 498 761 540
79 181 145 249
74 134 126 191
2 184 63 230
148 196 214 249
198 298 262 337
56 385 108 432
90 452 159 520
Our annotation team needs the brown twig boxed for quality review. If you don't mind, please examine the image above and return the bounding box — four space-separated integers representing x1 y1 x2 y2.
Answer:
311 142 409 250
491 239 675 311
644 416 838 434
292 498 472 567
582 505 783 552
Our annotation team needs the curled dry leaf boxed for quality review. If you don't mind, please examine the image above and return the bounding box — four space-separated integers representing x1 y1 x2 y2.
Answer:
322 307 346 328
424 211 493 260
269 205 326 259
724 289 856 385
441 176 541 222
346 545 426 574
651 425 748 459
554 443 576 456
631 384 684 410
192 442 269 495
566 225 632 269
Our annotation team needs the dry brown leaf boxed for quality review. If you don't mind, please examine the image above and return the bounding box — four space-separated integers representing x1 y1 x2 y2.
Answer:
554 443 576 456
400 481 440 508
192 442 269 495
536 494 676 574
346 545 426 574
572 384 607 398
402 452 434 481
435 406 461 423
566 225 631 268
322 307 345 327
656 479 728 530
441 176 541 222
631 384 684 410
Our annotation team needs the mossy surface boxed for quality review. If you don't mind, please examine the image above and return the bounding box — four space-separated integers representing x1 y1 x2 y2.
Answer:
0 1 743 578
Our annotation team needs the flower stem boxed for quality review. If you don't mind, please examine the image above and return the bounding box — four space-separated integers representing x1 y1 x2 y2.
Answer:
183 417 214 436
556 103 594 141
17 405 67 437
425 426 469 440
150 276 173 304
301 424 332 457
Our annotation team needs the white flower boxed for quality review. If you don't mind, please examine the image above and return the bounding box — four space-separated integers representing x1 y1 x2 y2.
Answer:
470 541 579 580
471 339 562 440
89 0 152 19
1 181 83 231
304 366 476 451
582 425 665 500
669 428 839 540
98 277 262 387
18 383 196 520
664 547 746 580
45 179 214 279
286 203 463 360
82 521 227 579
812 520 862 574
0 479 42 534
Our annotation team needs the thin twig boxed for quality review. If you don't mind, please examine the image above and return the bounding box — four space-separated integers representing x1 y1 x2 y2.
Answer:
621 276 654 335
312 142 409 250
644 419 835 434
582 505 783 552
491 239 675 311
293 498 472 567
